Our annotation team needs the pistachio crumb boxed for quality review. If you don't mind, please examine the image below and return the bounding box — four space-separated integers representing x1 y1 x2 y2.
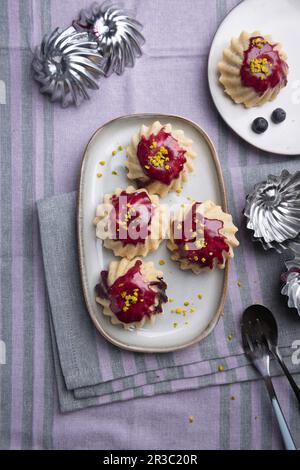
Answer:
96 173 102 178
112 150 117 156
183 301 189 307
227 334 233 341
111 170 118 176
168 298 174 303
118 145 123 151
230 395 236 401
218 364 225 372
159 259 165 266
197 294 203 299
173 322 178 328
190 308 195 313
188 415 194 424
100 160 106 166
237 280 242 288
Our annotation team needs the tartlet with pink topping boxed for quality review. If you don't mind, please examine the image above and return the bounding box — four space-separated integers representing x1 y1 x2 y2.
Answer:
167 200 239 274
126 121 196 197
96 258 168 329
218 31 289 108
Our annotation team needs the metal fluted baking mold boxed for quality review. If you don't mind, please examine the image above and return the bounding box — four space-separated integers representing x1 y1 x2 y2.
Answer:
32 26 105 108
73 1 145 76
281 255 300 316
244 170 300 253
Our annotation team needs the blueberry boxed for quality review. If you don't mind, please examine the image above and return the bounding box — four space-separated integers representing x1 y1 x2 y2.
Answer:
251 117 268 134
271 108 286 124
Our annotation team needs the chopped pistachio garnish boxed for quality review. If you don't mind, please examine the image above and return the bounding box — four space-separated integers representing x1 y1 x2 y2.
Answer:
197 294 203 299
100 160 106 166
188 416 194 424
173 322 178 328
159 259 165 266
112 150 117 156
183 301 189 307
168 297 174 303
96 173 102 178
111 170 118 176
237 280 242 288
227 334 233 341
118 145 123 151
218 364 225 372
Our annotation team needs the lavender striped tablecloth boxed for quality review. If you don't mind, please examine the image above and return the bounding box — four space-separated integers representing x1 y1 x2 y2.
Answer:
1 0 300 449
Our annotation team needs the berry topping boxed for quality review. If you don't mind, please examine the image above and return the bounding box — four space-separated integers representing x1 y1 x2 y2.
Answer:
240 36 288 95
271 108 286 124
173 203 229 269
251 117 268 134
137 129 186 185
96 260 167 324
110 190 154 245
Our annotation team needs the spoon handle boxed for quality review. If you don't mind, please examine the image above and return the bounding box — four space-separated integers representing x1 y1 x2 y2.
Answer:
264 376 297 450
274 349 300 405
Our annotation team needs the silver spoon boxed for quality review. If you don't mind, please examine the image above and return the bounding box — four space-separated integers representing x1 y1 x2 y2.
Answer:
244 304 300 405
241 308 297 450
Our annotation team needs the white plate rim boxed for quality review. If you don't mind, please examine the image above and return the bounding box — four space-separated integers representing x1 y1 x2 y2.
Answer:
207 0 299 156
77 113 230 353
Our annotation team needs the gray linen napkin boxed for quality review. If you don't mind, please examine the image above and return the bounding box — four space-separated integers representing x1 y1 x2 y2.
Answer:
37 161 300 412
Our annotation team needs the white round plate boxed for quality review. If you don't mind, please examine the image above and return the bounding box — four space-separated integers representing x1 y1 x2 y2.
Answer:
208 0 300 155
78 114 229 353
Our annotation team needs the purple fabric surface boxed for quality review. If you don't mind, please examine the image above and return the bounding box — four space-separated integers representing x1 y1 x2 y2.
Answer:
1 0 300 449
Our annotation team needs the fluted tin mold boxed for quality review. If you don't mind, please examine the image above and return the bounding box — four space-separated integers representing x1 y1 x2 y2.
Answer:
244 170 300 253
73 1 145 76
281 256 300 316
32 26 104 107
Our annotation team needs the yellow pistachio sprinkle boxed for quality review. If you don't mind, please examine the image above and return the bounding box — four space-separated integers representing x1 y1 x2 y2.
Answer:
198 294 203 299
181 204 185 208
173 322 178 328
190 308 195 313
218 364 225 372
227 334 233 341
187 196 192 201
144 165 150 170
159 259 165 266
185 321 189 326
230 395 236 401
100 160 106 166
96 173 102 178
112 170 118 176
112 150 117 156
176 188 182 194
118 145 123 151
175 307 186 314
168 298 174 303
237 280 242 288
188 416 194 424
184 301 189 307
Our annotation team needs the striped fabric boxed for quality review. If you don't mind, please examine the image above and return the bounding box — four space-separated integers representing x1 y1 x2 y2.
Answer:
0 0 300 449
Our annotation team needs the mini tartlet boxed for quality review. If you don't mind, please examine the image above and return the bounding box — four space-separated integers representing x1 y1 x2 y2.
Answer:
96 258 168 328
94 186 165 259
167 200 239 274
126 121 196 197
218 31 288 108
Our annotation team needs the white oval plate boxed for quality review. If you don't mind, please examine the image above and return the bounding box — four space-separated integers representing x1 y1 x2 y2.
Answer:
208 0 300 155
78 114 229 353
